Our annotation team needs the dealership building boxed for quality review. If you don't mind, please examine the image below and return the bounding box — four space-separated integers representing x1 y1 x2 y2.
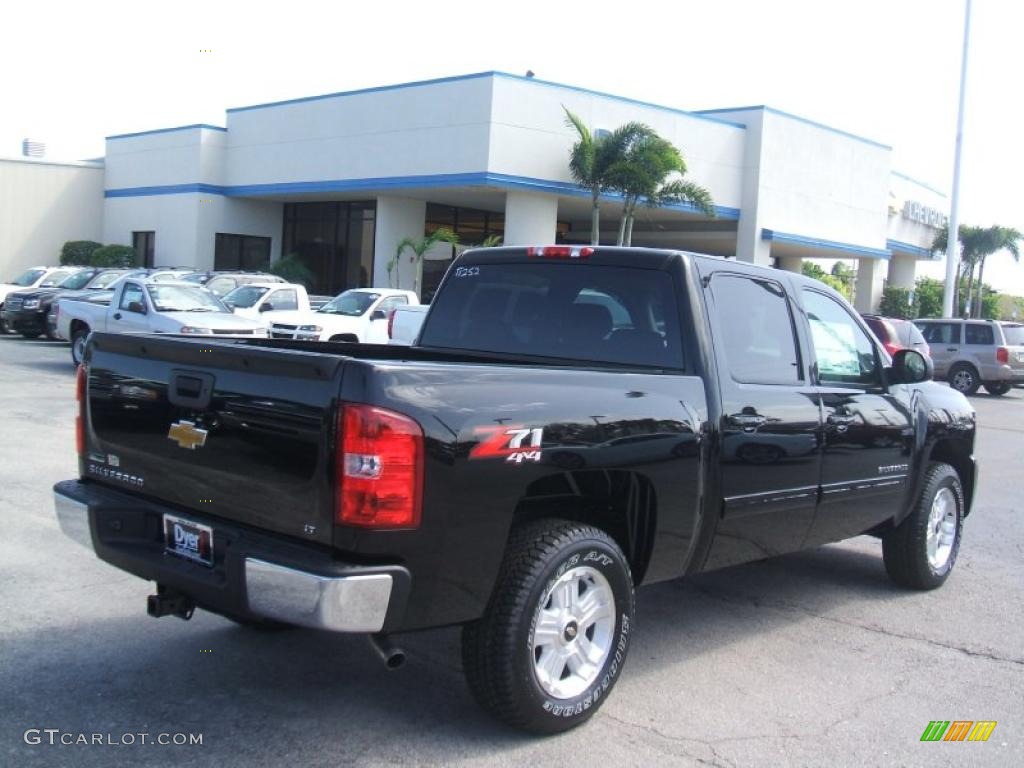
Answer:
2 71 947 310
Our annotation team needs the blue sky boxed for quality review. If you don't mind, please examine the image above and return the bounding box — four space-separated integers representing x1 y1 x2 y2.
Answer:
3 0 1020 292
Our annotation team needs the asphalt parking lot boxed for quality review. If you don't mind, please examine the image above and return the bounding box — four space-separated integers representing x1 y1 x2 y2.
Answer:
1 334 1020 767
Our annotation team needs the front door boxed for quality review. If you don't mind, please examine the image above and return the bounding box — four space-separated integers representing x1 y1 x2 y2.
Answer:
109 281 151 333
799 289 914 546
701 272 822 570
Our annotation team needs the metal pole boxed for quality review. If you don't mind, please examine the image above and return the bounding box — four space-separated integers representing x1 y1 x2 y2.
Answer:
942 0 972 318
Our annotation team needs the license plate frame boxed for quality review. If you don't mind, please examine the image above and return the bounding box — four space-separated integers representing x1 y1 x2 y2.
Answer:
163 513 214 567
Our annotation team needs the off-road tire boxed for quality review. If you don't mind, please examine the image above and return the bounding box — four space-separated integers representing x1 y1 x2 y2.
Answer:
462 519 634 734
882 462 964 590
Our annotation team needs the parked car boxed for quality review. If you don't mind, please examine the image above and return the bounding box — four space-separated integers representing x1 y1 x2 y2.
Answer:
914 318 1024 395
0 266 83 333
861 314 930 358
387 304 429 345
269 288 419 343
4 268 132 339
57 278 268 364
55 245 976 734
221 282 308 321
182 271 285 297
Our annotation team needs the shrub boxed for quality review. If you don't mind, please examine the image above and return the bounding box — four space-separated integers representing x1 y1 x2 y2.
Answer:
879 287 913 319
90 245 136 268
60 240 102 266
267 254 315 288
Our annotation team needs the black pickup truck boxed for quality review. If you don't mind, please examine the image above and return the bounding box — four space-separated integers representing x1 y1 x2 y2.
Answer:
54 246 977 733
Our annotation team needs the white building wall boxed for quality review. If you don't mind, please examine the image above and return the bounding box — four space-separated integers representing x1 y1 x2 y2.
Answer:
196 198 284 269
223 78 494 187
103 194 201 267
757 111 891 250
373 196 426 291
0 157 104 277
104 127 221 190
488 76 745 213
504 191 558 245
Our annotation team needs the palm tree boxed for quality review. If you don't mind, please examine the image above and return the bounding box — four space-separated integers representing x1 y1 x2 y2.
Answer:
932 224 987 316
606 134 715 246
390 227 459 297
971 226 1021 317
564 108 653 245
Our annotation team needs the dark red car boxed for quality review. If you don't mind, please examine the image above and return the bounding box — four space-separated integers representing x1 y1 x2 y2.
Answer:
862 314 930 358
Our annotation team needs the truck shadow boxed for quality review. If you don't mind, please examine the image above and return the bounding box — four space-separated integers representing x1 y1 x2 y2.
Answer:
3 540 904 765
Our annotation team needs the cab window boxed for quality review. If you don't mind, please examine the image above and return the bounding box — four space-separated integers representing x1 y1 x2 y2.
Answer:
119 283 146 312
801 290 880 387
710 275 801 385
268 289 298 311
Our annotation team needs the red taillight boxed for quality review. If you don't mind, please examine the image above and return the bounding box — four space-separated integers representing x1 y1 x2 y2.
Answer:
75 364 87 456
337 403 423 528
526 245 593 259
387 309 397 339
996 346 1009 364
883 341 903 357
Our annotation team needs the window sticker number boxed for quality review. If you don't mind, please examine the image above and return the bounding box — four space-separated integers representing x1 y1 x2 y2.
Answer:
454 266 480 278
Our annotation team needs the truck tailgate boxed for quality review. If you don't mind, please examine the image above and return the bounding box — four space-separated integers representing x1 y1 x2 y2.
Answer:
83 333 343 545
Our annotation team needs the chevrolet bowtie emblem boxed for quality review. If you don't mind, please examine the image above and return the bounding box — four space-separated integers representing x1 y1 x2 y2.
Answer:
168 420 208 450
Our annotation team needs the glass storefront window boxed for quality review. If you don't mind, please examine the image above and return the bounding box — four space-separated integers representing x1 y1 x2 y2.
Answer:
282 202 376 295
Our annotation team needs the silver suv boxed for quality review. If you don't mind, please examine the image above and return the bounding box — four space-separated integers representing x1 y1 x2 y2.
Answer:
915 319 1024 395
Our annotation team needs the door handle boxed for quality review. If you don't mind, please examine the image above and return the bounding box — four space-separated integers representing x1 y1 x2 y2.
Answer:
113 312 122 320
728 413 766 431
946 347 957 352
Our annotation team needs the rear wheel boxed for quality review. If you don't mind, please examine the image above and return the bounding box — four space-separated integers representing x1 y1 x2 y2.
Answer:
882 462 963 590
71 328 89 365
983 381 1011 396
948 363 980 395
462 519 634 734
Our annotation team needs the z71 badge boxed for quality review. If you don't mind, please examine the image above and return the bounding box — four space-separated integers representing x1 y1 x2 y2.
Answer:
470 425 544 464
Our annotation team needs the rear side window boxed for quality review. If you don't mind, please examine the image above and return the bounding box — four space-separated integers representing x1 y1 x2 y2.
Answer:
269 289 298 311
419 263 684 369
709 275 801 385
918 322 961 345
1002 324 1024 345
895 320 926 347
964 324 994 346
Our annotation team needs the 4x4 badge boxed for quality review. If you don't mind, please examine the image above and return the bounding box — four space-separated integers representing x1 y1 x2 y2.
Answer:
168 420 208 450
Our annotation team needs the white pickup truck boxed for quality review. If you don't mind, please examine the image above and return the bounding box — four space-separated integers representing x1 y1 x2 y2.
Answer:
387 304 429 345
221 282 312 323
58 278 268 365
268 288 419 343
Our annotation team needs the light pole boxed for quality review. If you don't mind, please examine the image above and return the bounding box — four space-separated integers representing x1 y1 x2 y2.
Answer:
942 0 973 318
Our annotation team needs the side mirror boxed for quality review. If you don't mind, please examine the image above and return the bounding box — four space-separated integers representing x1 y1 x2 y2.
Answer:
371 309 387 321
890 349 932 384
259 302 274 313
127 301 146 314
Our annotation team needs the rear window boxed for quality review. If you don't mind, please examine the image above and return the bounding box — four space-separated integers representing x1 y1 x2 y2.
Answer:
1001 324 1024 345
893 320 926 347
419 262 684 369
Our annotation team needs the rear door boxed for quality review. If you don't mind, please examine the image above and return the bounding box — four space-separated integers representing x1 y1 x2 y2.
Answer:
700 271 821 570
917 321 961 378
799 289 914 546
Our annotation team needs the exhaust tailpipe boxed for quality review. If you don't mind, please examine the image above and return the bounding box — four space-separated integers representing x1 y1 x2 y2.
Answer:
368 633 406 670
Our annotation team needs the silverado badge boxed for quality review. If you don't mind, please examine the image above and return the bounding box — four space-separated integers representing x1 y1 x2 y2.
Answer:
168 420 208 450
